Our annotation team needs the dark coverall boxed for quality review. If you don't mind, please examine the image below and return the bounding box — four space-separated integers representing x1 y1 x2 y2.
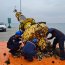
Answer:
22 41 36 61
7 35 21 55
47 28 65 59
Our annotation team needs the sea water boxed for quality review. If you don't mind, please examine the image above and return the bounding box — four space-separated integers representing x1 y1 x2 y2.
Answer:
6 22 65 33
47 23 65 33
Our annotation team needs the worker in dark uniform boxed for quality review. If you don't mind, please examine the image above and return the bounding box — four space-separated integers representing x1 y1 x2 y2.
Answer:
7 30 23 56
46 28 65 60
22 38 38 61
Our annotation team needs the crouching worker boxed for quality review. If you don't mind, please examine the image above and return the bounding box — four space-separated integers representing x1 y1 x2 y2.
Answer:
46 28 65 60
22 38 38 61
7 30 23 56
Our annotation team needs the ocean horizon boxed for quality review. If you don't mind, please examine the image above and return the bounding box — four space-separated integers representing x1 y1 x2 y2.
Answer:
47 23 65 34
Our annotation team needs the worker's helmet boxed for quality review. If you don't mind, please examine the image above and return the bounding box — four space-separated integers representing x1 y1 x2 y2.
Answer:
15 30 23 36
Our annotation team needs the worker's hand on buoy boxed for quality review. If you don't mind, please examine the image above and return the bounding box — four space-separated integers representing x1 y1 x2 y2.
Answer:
19 42 25 48
19 41 23 44
44 37 48 41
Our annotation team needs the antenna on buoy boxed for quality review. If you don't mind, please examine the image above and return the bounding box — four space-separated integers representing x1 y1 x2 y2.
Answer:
20 0 21 12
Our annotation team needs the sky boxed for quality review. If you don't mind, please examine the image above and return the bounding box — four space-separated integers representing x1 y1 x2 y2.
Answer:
0 0 65 23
